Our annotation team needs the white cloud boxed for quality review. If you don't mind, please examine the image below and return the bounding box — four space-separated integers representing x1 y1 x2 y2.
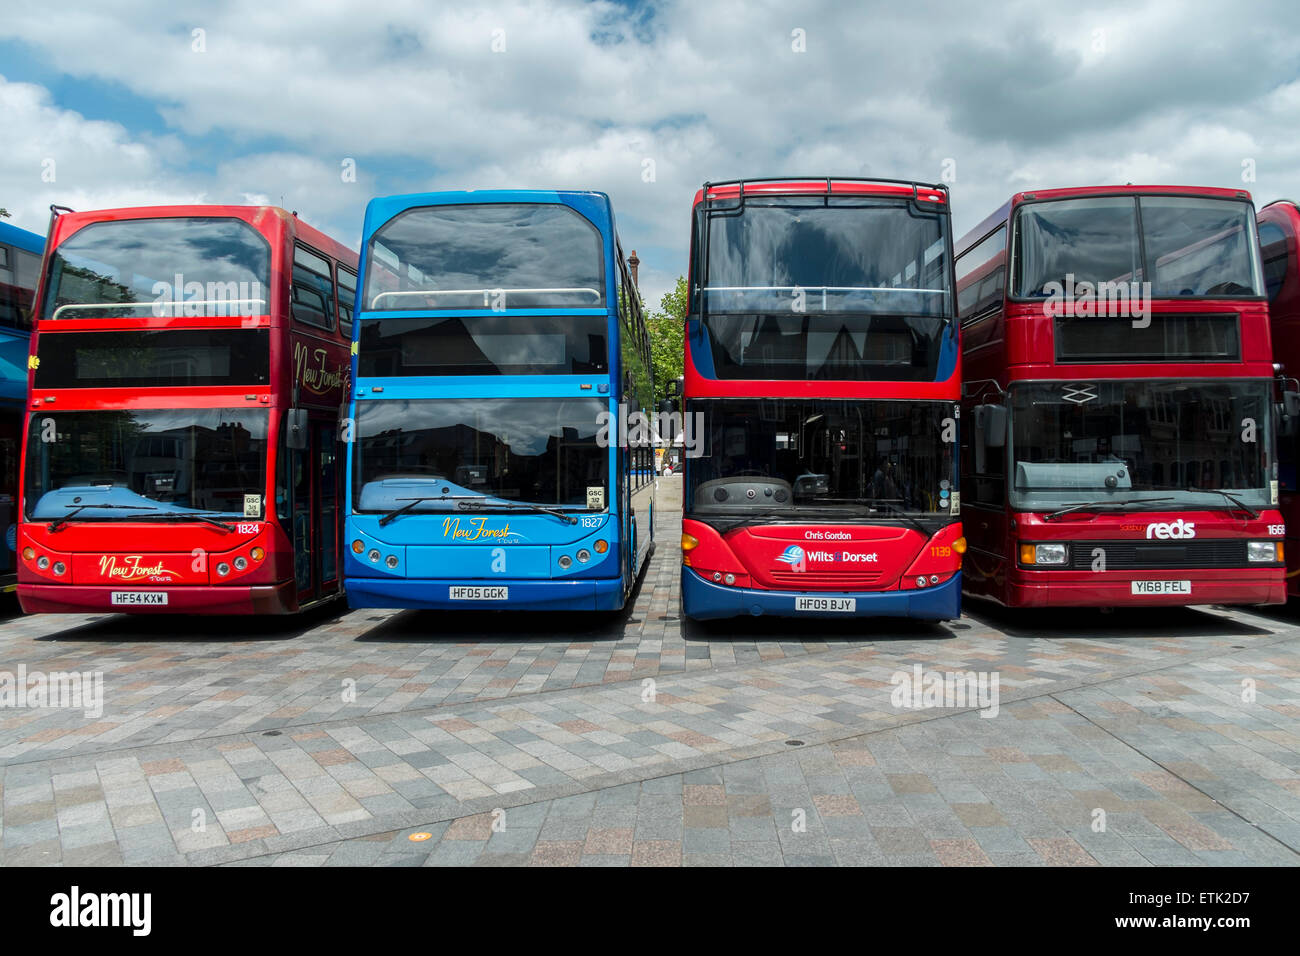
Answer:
1 0 1299 277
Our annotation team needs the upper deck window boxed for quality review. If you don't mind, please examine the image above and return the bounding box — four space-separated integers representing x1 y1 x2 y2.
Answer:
1013 196 1263 299
292 244 335 330
43 217 270 319
362 203 605 311
697 196 952 317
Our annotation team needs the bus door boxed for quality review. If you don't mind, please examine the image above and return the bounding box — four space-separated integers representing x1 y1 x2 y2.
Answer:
317 422 339 596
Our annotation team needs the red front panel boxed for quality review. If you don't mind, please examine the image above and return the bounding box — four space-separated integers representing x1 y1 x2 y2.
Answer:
684 519 964 593
961 509 1285 608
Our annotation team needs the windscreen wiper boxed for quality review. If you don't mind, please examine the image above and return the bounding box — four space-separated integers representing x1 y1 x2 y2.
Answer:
48 503 154 533
1183 488 1259 520
378 495 483 527
1042 497 1176 522
456 500 580 525
132 511 237 533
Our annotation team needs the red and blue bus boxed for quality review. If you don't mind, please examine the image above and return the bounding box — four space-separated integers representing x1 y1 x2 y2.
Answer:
957 185 1284 608
0 219 45 591
343 190 655 611
680 178 965 621
18 205 358 614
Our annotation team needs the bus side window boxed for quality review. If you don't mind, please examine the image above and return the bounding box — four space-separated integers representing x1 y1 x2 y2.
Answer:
292 245 335 330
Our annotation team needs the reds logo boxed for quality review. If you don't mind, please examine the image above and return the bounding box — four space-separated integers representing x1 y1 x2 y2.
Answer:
1146 519 1196 540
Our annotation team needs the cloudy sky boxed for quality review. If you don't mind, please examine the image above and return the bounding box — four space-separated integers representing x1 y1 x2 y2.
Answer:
2 0 1298 311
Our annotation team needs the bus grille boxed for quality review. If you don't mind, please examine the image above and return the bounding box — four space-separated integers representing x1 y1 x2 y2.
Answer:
1065 540 1249 570
768 570 886 589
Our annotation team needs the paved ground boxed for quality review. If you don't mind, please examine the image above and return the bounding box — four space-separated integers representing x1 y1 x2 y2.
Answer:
1 474 1298 866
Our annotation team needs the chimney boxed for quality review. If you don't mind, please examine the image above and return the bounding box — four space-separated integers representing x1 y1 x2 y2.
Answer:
628 249 640 289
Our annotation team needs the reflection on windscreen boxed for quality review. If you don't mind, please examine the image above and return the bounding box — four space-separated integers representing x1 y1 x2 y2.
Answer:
364 203 606 311
703 313 944 381
702 199 951 316
45 217 270 318
1014 196 1261 298
357 315 607 375
24 409 268 518
1009 381 1269 508
688 399 955 515
354 398 608 510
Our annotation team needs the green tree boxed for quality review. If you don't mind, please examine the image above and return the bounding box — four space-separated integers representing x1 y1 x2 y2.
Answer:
647 275 687 402
0 208 10 219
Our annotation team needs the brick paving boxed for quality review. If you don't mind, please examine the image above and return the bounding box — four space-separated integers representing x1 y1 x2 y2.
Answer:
0 475 1297 867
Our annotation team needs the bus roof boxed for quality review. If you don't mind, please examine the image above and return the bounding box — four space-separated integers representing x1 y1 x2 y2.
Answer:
693 178 948 207
0 219 45 255
47 204 356 264
956 184 1255 258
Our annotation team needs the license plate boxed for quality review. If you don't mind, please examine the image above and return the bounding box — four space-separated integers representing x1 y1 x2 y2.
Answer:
794 596 856 612
1131 580 1191 595
449 586 508 601
110 591 168 606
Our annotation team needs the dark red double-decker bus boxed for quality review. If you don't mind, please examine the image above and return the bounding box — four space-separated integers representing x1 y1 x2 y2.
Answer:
17 205 357 614
957 185 1284 608
1257 199 1300 596
680 178 965 621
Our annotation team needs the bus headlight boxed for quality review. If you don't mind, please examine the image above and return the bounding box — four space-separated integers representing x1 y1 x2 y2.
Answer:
368 549 380 563
558 555 572 569
234 556 248 571
37 556 49 570
576 549 591 563
53 562 66 576
1248 541 1281 563
216 562 231 576
385 555 399 569
1020 543 1068 566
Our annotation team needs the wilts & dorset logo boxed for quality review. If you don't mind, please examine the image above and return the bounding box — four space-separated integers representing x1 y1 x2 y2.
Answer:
890 663 1000 718
775 545 807 571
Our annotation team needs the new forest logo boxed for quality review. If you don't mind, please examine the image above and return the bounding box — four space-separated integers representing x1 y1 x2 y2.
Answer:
98 555 175 582
294 342 348 396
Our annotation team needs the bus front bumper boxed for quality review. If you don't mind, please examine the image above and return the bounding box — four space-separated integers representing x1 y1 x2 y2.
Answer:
1005 569 1286 608
17 581 300 615
344 576 625 611
681 567 961 621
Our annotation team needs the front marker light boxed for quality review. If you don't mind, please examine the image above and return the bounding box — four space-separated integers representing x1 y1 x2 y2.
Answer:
681 533 699 551
1248 541 1281 563
1021 542 1068 566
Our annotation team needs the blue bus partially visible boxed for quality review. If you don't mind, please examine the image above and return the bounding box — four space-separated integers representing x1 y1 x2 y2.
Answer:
0 219 44 591
344 190 656 611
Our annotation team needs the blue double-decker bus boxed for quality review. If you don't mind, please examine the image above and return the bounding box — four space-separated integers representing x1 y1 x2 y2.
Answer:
0 219 44 590
344 190 656 611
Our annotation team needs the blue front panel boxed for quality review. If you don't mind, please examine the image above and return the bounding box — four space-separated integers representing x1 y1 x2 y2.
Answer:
681 567 962 621
345 190 628 613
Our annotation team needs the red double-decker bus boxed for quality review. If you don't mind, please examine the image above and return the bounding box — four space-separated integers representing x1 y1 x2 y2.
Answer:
17 205 357 614
680 178 965 621
957 185 1284 608
1257 199 1300 597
